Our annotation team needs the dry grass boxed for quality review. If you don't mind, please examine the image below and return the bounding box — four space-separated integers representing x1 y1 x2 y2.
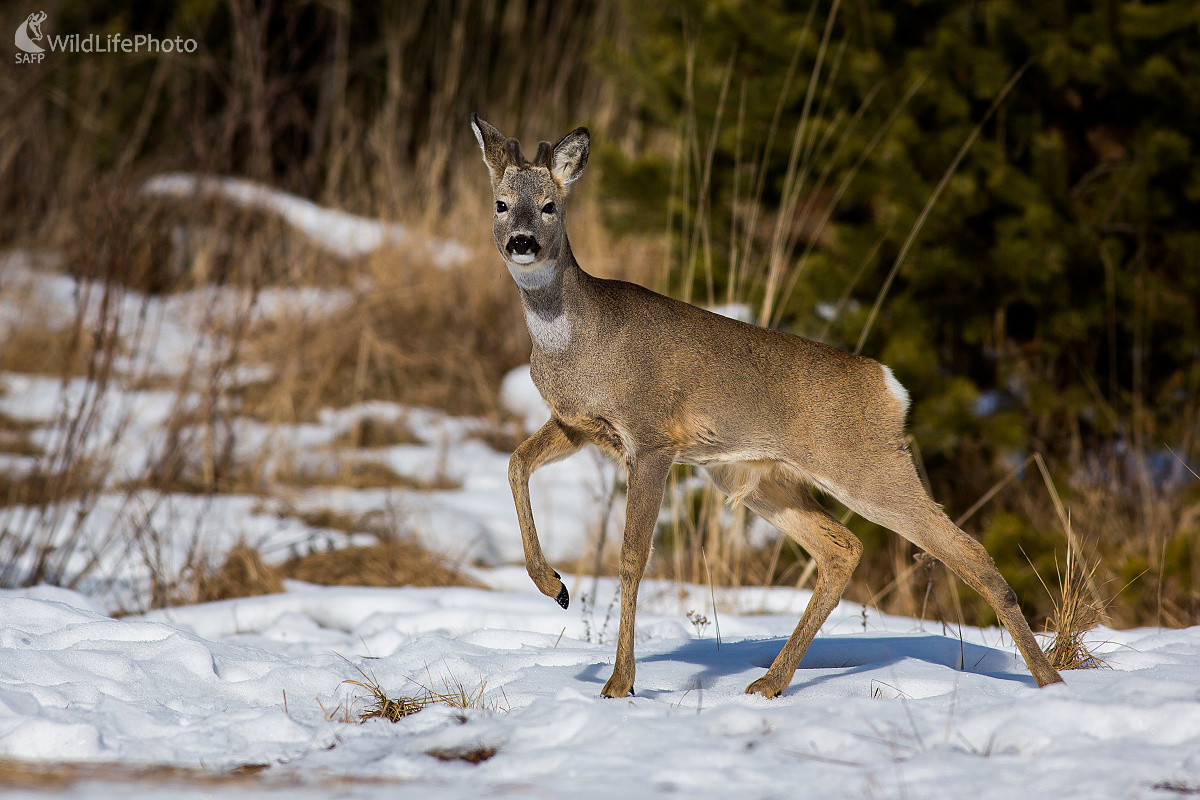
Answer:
288 507 393 537
0 321 102 376
330 416 423 449
466 421 528 455
195 543 285 603
131 441 464 498
274 458 461 493
0 461 100 509
1041 538 1106 671
343 661 504 730
240 246 530 423
0 413 42 457
194 538 482 604
279 538 485 590
649 469 812 592
0 757 420 790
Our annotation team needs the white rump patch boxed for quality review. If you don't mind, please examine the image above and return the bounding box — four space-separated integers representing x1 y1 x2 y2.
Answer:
880 365 910 413
524 309 571 352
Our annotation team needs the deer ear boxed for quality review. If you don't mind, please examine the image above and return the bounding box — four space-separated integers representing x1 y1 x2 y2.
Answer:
550 127 589 187
471 113 508 183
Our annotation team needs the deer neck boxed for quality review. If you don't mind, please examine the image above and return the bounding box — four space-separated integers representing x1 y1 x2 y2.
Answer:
515 241 584 355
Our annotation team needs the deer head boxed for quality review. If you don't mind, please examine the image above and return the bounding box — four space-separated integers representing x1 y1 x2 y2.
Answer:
470 114 589 289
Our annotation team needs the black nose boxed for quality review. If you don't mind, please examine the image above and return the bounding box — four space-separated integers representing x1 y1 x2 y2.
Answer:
507 234 540 256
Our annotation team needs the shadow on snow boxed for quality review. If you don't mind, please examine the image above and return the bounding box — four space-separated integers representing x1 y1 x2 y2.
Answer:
574 632 1035 698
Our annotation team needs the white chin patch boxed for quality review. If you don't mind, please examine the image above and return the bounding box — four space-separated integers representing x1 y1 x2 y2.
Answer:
507 259 556 290
509 252 537 265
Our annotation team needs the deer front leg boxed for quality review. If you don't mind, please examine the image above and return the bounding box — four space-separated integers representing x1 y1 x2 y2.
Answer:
602 451 673 698
509 418 583 608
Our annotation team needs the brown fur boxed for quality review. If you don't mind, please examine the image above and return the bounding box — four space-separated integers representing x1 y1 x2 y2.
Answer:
471 115 1063 697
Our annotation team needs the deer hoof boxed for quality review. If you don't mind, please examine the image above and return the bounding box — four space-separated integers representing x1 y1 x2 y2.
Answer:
555 583 570 609
745 676 784 698
601 675 634 698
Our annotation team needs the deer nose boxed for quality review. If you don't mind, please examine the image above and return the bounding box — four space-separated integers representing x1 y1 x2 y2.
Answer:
507 234 540 257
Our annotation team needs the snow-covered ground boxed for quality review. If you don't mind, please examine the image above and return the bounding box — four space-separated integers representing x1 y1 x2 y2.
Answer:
3 575 1200 799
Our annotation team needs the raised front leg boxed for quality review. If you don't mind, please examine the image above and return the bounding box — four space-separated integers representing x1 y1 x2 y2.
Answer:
602 451 673 698
509 418 583 608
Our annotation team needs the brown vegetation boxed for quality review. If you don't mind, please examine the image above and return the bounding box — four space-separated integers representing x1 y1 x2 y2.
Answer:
274 458 461 493
1040 540 1106 671
279 538 484 590
0 413 42 458
195 544 285 602
344 662 504 726
195 539 482 604
0 321 100 376
330 415 422 449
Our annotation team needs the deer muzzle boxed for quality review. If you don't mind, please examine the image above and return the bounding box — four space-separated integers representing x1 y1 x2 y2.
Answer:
506 233 541 264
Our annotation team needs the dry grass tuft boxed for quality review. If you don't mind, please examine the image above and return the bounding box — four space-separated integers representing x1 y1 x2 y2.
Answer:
195 543 285 602
1042 539 1106 671
274 458 461 492
192 537 482 604
279 538 484 590
344 662 504 726
0 321 103 376
0 461 100 509
346 669 428 723
290 507 392 537
331 416 423 449
467 421 528 455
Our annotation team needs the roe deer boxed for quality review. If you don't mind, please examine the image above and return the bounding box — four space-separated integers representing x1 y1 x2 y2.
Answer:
471 113 1063 698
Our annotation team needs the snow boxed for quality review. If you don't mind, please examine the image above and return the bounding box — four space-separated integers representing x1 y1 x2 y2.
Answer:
141 174 471 267
500 364 550 434
2 578 1200 798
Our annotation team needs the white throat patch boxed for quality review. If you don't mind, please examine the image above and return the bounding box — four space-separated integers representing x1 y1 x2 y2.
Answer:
507 259 557 290
524 309 571 352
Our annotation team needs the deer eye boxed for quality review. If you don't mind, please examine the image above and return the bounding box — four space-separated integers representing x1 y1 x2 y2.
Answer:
495 201 508 213
541 202 556 215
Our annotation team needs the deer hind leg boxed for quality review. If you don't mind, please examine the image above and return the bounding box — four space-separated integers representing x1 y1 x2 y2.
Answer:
832 455 1063 688
708 465 863 698
509 418 583 607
